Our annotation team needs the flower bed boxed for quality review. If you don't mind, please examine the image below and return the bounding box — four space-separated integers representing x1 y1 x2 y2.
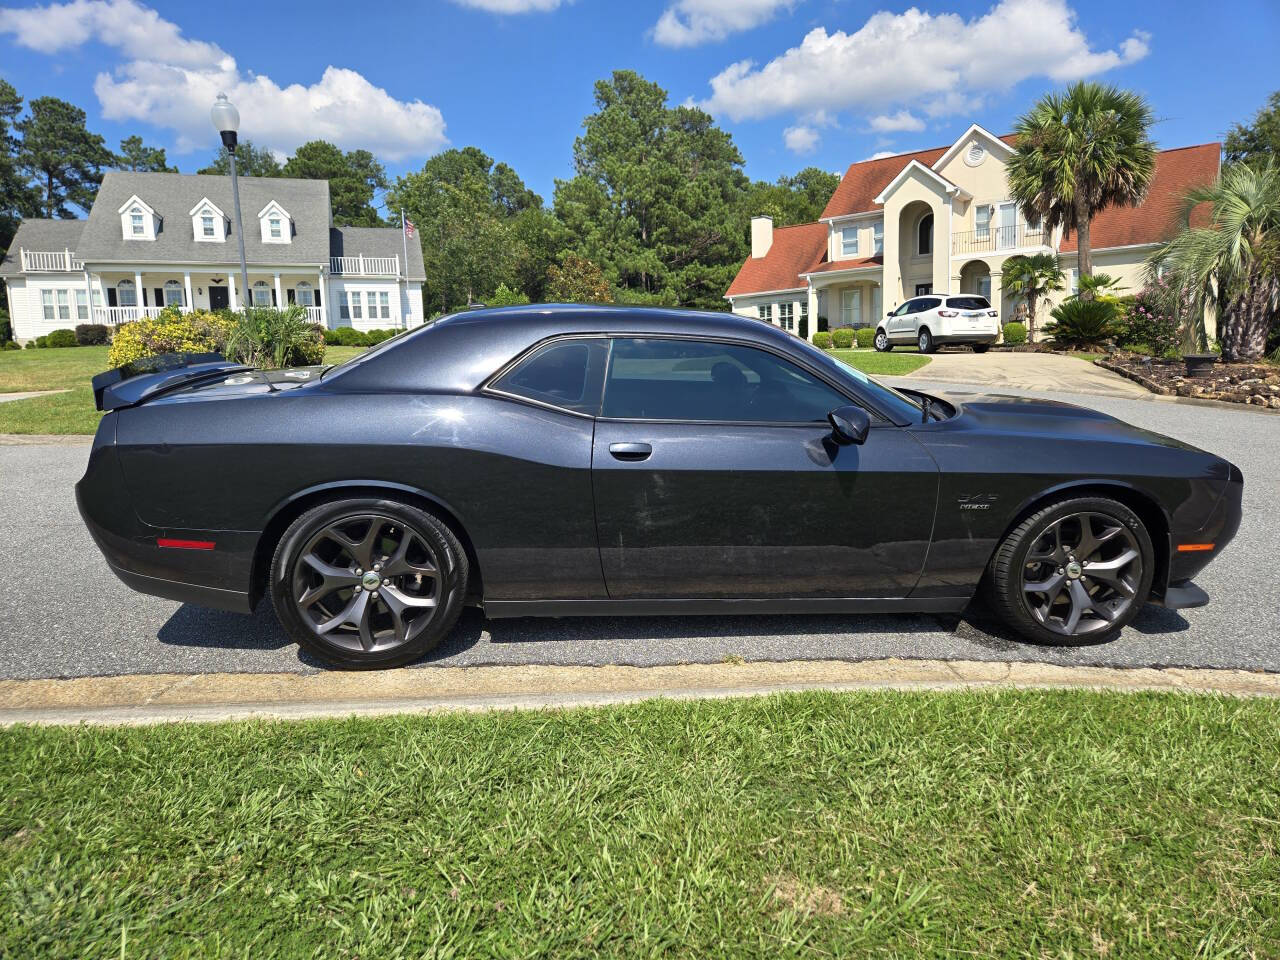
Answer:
1098 351 1280 408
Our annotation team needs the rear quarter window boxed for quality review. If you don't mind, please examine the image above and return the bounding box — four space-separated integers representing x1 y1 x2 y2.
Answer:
947 296 991 310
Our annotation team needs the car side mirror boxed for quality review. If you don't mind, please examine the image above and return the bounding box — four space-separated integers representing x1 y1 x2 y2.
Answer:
828 405 870 445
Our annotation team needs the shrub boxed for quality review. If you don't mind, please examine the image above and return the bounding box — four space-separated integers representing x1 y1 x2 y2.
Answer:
224 307 326 369
812 331 833 349
46 328 79 348
488 283 530 307
0 311 11 344
1043 299 1121 349
322 327 342 345
831 328 854 349
2 340 19 351
107 309 236 368
74 323 110 346
1002 322 1027 345
333 326 369 347
817 315 829 333
35 335 49 348
1119 277 1185 358
855 327 875 348
363 328 396 346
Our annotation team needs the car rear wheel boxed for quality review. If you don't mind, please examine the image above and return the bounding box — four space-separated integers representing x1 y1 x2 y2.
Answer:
972 344 990 353
917 328 936 353
985 496 1154 646
874 328 892 352
270 498 469 669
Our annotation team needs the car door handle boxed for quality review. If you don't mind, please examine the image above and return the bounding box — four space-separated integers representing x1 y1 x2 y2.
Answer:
609 442 652 461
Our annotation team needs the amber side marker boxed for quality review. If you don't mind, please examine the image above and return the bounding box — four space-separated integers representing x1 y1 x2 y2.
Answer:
156 538 216 551
1176 543 1215 553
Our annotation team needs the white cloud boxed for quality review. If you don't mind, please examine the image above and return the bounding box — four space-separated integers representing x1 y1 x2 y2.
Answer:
866 150 899 160
869 110 925 133
654 0 795 47
0 0 447 162
699 0 1150 122
783 125 819 154
447 0 564 11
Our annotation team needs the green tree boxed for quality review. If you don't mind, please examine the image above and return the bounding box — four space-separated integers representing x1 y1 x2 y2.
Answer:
488 283 530 306
197 140 282 178
553 70 749 310
546 252 613 303
1000 253 1065 342
0 80 38 283
1224 91 1280 169
744 166 840 226
1007 82 1156 291
1150 161 1280 361
283 141 387 226
116 135 177 172
16 96 115 218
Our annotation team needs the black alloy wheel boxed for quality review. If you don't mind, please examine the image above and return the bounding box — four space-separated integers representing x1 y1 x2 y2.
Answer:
270 498 468 668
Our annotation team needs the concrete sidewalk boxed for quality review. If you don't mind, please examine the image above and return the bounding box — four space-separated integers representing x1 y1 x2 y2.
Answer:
3 658 1277 726
898 351 1149 398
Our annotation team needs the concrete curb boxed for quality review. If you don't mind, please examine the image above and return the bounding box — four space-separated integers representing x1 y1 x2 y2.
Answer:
2 658 1277 726
0 433 93 445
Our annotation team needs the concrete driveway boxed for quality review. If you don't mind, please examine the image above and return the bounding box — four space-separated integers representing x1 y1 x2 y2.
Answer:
900 350 1149 398
0 381 1276 681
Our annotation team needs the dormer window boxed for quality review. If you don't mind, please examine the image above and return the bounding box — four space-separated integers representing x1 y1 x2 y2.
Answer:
202 215 215 237
258 201 292 244
118 194 158 241
189 198 227 243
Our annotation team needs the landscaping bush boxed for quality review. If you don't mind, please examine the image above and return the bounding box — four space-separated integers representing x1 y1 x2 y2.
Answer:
831 328 854 349
855 327 875 348
322 327 342 345
74 323 110 346
2 340 19 351
35 335 49 348
812 331 833 349
0 310 11 344
46 328 79 348
488 283 530 307
1119 276 1186 358
107 309 236 368
363 328 397 346
332 326 368 347
1002 321 1027 345
224 307 326 369
1043 299 1121 349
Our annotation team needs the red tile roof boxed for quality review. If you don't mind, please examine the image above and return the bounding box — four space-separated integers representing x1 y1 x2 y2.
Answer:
1058 143 1220 252
820 147 946 221
725 221 828 298
804 255 883 276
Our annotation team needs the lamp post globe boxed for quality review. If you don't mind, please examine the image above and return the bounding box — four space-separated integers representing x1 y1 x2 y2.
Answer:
211 93 250 313
210 93 239 149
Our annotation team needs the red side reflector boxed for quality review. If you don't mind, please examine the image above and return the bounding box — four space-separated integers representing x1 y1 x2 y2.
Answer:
157 538 216 550
1176 543 1214 552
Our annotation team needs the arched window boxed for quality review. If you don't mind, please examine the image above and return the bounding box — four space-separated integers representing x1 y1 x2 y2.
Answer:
252 281 272 307
117 279 137 307
295 281 314 306
917 213 933 256
163 279 185 307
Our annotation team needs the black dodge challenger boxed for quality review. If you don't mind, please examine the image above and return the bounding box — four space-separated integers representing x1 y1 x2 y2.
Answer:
77 305 1242 669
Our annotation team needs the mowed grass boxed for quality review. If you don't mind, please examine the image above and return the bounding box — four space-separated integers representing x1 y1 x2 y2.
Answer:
0 345 367 435
2 690 1278 958
830 347 930 376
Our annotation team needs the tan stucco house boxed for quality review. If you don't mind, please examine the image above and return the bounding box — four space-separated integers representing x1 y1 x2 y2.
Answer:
725 124 1220 340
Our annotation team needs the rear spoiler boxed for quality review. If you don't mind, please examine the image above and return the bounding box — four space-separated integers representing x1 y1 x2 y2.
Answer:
91 353 252 412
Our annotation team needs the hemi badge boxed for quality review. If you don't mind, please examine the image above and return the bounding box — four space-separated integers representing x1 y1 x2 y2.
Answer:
157 538 216 550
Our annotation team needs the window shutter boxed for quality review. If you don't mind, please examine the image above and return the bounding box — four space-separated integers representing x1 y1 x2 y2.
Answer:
314 288 321 307
107 288 117 307
153 288 163 308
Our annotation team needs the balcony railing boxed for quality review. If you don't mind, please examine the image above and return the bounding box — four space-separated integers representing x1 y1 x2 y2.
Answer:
20 249 84 272
330 255 399 276
952 224 1046 256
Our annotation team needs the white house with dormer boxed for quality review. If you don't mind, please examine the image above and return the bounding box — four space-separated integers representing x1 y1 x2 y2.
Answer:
726 124 1220 340
1 171 427 341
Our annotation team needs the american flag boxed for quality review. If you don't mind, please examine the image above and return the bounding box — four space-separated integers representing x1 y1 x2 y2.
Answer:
403 217 416 239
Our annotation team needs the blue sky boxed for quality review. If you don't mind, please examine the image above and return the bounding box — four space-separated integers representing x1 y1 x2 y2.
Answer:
1 0 1277 213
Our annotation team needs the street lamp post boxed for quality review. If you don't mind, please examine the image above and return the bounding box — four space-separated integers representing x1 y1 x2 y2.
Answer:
211 94 251 312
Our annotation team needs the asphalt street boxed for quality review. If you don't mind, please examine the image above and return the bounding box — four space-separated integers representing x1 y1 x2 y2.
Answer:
2 382 1276 680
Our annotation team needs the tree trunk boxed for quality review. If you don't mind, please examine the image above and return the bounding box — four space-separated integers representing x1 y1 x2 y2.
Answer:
45 170 54 219
1028 295 1037 343
1218 266 1277 363
1075 199 1093 298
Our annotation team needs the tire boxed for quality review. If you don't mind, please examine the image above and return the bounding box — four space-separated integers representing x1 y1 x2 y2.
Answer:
985 496 1154 646
270 497 469 669
874 328 892 352
917 328 936 353
972 344 990 354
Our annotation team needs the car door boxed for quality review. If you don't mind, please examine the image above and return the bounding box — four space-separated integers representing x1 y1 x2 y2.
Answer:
886 299 917 340
591 336 939 600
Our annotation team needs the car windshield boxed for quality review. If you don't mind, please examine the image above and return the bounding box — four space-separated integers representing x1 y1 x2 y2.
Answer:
787 336 924 422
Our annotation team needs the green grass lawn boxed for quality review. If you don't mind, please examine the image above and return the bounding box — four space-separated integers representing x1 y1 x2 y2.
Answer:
830 347 930 376
0 345 367 435
3 690 1277 957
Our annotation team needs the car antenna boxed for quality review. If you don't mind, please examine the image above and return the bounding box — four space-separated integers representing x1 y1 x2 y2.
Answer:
920 394 933 424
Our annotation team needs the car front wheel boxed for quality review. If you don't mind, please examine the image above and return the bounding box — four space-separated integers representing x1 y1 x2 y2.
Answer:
972 344 990 353
985 496 1154 646
270 498 469 669
917 328 935 353
874 329 892 352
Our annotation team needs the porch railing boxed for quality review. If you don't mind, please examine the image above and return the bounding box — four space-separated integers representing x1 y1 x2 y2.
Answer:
952 224 1046 255
20 249 84 272
91 306 166 326
304 306 326 326
329 255 399 276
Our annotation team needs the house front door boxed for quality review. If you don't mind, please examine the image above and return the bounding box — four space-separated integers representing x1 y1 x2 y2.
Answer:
208 286 229 310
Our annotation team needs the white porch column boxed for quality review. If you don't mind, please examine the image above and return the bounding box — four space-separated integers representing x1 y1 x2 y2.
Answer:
183 271 193 311
228 273 238 311
806 284 819 343
83 269 93 324
990 269 1006 340
318 271 326 327
274 272 283 309
134 270 143 314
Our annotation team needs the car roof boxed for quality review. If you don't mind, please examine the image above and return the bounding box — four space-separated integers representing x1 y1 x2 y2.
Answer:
433 303 785 341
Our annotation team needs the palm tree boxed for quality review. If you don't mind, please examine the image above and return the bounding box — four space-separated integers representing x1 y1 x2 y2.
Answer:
1007 82 1157 295
1000 253 1064 342
1151 161 1280 362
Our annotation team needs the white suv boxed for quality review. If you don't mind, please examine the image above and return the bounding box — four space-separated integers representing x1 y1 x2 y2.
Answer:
875 295 1000 354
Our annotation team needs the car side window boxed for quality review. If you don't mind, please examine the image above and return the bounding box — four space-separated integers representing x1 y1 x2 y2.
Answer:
601 338 849 423
490 338 608 415
918 298 942 312
892 300 914 317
